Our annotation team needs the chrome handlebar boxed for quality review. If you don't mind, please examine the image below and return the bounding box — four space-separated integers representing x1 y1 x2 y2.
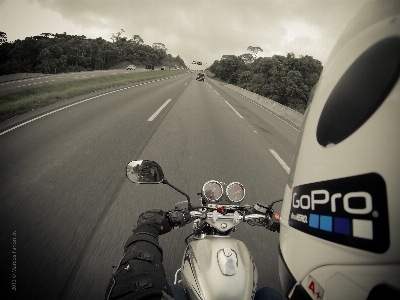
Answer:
190 211 267 222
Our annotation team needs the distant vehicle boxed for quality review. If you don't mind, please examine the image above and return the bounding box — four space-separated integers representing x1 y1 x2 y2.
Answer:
145 65 154 70
161 66 166 70
196 73 205 81
127 65 136 70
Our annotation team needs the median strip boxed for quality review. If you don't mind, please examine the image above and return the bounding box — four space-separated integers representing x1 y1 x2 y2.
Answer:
1 73 186 135
0 70 187 123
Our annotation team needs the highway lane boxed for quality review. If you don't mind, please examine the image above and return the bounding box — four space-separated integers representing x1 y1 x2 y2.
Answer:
0 72 190 299
0 68 157 96
64 75 298 299
206 78 299 165
0 73 299 299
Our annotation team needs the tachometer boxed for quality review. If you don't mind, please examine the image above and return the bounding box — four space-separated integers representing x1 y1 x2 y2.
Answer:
226 182 245 203
202 180 223 203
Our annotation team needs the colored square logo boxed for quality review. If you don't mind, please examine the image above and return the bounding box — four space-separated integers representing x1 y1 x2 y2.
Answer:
320 215 332 232
353 219 373 240
309 214 319 228
334 217 350 235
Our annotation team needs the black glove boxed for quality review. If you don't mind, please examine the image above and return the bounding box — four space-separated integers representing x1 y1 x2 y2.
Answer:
168 209 192 228
136 209 172 235
265 214 280 233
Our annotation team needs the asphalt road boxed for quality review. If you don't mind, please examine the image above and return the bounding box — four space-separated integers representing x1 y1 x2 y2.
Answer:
0 68 152 96
0 72 299 299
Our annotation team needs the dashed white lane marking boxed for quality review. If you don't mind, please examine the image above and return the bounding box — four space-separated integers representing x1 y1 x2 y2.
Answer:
224 100 243 119
148 99 172 121
269 149 290 174
214 90 220 96
208 79 300 132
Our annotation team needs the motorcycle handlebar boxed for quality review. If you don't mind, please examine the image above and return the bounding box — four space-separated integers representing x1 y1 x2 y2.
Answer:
169 204 280 232
189 211 268 222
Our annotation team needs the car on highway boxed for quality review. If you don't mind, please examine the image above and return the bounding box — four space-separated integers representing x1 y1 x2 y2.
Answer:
196 73 205 81
127 65 136 70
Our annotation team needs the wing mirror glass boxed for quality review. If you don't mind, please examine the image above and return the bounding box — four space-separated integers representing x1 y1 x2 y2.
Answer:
126 160 164 184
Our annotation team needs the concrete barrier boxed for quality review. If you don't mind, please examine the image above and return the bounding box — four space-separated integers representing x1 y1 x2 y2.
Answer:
210 79 304 129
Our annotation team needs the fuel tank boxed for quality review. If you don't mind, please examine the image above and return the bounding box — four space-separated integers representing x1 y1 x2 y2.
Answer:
180 236 258 300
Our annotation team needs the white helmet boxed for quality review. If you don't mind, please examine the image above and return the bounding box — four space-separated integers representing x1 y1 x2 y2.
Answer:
279 1 400 299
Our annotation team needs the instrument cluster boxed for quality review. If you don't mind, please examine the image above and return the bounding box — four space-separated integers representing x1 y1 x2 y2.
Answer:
202 180 245 204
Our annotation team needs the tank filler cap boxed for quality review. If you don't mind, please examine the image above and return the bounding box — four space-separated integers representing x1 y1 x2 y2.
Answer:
217 248 238 276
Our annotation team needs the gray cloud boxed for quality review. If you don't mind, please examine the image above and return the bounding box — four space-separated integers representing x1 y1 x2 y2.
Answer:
4 0 369 66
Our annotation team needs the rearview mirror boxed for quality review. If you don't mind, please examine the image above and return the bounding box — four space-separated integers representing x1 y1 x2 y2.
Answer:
126 160 164 184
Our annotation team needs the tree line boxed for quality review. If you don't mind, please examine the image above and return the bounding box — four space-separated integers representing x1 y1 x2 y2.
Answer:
209 47 323 113
0 30 187 75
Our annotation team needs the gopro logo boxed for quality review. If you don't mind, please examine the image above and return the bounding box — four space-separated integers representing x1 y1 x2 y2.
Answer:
292 190 373 214
289 173 389 253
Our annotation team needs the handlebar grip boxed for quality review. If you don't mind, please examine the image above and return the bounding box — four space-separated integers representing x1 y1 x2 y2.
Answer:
168 209 192 228
269 221 280 233
264 214 280 233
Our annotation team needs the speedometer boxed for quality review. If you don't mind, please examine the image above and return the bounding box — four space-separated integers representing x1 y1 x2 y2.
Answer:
202 180 223 203
226 182 245 203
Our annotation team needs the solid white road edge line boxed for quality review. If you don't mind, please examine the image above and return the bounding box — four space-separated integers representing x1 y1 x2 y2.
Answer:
0 96 98 136
224 100 243 119
0 74 187 135
147 99 172 121
269 149 290 174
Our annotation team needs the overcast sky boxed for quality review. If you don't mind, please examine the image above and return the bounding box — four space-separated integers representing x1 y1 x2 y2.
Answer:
0 0 369 68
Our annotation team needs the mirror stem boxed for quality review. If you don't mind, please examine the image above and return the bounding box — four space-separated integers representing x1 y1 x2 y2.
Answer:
163 179 192 209
270 199 283 207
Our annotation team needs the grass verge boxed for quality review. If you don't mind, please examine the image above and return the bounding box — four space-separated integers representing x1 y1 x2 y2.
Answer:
0 70 186 122
205 70 225 84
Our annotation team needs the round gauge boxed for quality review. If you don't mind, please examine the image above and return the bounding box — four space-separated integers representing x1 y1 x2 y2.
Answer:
202 180 223 203
226 182 245 203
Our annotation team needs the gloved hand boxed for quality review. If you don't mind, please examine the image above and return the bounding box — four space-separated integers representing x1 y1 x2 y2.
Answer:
168 209 192 228
136 209 172 235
